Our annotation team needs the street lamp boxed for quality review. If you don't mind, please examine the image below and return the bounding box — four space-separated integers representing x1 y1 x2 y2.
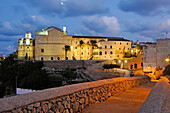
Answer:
165 58 169 62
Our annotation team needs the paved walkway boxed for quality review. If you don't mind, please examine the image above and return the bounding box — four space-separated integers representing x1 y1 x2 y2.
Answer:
81 82 155 113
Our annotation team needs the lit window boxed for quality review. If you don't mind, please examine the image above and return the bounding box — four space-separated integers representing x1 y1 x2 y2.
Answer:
41 49 44 53
26 39 30 46
20 39 23 46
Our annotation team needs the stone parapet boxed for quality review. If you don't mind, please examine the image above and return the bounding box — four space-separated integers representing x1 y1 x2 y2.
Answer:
137 78 170 113
0 76 150 113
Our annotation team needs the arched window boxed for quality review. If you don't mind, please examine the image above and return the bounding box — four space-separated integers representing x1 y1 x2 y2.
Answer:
58 57 60 60
51 57 53 60
141 62 143 67
134 63 137 68
131 65 133 69
99 51 102 55
41 57 43 61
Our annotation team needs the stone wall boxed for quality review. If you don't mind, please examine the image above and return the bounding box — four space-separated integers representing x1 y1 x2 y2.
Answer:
43 60 102 69
137 78 170 113
0 76 150 113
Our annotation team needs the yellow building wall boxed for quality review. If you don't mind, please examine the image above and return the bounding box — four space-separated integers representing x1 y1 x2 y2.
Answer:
35 29 72 61
18 39 35 60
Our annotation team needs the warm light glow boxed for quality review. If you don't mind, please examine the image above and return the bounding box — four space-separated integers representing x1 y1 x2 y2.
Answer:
148 66 150 68
124 60 127 63
131 50 133 52
71 46 73 50
165 58 169 62
119 60 121 63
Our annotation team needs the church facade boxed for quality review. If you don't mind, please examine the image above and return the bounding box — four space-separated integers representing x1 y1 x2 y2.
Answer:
18 32 35 60
18 26 131 61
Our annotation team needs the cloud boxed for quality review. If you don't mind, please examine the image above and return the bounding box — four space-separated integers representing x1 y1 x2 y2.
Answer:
0 16 50 36
118 0 170 16
81 15 120 36
123 19 170 41
23 0 108 17
5 45 16 52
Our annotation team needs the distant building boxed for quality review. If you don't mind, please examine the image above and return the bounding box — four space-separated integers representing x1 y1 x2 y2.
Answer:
127 54 143 76
143 39 170 74
18 32 35 60
18 26 132 61
35 26 131 61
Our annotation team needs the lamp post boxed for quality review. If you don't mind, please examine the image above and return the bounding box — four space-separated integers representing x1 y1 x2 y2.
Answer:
165 58 170 67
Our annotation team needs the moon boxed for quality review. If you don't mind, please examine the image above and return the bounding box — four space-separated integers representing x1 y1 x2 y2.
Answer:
61 2 64 5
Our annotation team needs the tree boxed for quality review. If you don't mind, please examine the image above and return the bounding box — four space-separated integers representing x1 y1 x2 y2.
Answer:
25 53 28 60
79 40 84 60
87 40 97 60
163 64 170 76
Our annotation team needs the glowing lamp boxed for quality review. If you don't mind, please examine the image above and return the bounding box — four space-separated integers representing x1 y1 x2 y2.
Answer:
165 58 169 62
124 60 127 63
118 60 121 63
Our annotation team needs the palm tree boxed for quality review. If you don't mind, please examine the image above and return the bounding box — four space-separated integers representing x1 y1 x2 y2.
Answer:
79 40 84 60
64 45 70 60
88 40 97 60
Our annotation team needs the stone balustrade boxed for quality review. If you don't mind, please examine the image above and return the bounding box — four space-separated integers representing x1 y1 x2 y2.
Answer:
137 77 170 113
0 76 150 113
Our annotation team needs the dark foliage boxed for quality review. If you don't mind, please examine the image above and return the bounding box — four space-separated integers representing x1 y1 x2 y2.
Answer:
0 53 49 91
103 64 120 69
60 68 77 80
163 64 170 76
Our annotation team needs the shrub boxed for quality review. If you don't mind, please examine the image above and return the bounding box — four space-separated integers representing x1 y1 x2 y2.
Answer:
163 64 170 76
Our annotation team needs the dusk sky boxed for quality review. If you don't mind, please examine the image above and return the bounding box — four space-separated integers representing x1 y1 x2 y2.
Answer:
1 0 170 56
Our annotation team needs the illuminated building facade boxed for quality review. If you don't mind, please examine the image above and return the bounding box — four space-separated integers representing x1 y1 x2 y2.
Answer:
18 26 131 61
18 32 35 60
143 39 170 73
